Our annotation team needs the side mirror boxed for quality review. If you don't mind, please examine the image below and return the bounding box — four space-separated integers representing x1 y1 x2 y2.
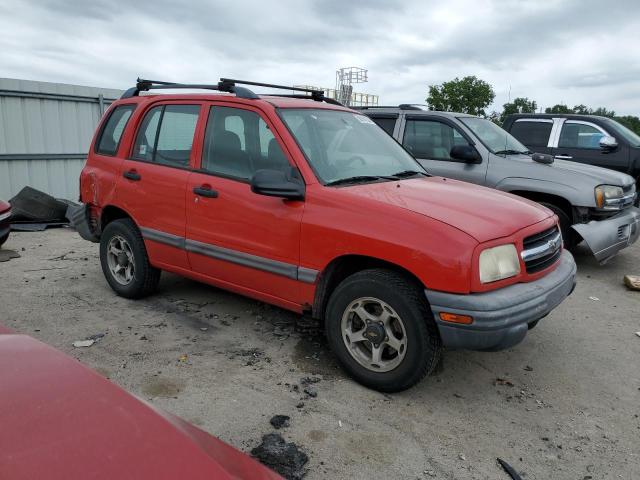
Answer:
599 135 618 151
251 169 305 200
532 152 554 164
450 145 481 164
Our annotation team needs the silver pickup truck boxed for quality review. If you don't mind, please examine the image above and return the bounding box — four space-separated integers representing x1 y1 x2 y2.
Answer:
358 105 639 262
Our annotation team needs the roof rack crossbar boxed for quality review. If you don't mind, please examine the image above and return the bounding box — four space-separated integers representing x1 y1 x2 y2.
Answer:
121 77 342 105
260 93 343 106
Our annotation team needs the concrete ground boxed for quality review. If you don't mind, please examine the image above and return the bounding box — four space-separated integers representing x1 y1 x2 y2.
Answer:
1 228 639 479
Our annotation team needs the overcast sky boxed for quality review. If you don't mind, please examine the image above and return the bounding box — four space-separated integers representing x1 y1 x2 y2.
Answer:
1 0 639 115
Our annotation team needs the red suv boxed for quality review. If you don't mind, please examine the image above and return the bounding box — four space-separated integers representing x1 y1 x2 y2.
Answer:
74 78 577 392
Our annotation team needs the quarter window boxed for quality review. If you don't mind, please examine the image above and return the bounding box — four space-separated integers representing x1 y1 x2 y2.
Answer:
558 122 605 149
510 121 553 148
132 105 200 167
370 117 397 136
96 105 135 155
403 119 470 160
201 106 291 180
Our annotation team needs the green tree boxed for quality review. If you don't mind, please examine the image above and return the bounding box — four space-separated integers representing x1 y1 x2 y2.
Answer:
572 104 590 114
426 76 495 116
591 107 616 118
545 104 573 114
500 97 537 122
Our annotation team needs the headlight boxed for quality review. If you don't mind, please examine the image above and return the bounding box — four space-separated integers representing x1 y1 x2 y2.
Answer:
595 185 624 210
479 244 521 284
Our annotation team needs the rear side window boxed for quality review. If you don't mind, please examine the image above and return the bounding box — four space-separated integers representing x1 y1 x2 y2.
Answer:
370 116 397 136
132 105 200 167
201 106 291 180
403 119 471 160
558 122 604 149
95 105 135 155
510 121 553 148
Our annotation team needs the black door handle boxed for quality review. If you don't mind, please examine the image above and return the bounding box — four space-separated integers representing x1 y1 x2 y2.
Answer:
193 186 218 198
123 170 141 181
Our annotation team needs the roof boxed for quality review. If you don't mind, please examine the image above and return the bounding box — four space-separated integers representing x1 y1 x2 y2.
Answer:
0 329 281 480
354 106 476 118
504 113 611 122
119 92 353 111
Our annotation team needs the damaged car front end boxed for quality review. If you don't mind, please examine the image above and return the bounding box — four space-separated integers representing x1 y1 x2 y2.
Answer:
573 183 640 262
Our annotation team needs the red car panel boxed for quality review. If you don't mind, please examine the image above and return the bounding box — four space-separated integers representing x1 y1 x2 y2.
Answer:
0 330 281 480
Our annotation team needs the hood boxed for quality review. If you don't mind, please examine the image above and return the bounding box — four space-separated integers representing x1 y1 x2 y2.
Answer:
509 154 634 187
0 330 281 480
342 177 551 242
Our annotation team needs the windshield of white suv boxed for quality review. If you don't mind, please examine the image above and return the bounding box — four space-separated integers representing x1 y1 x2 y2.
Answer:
279 109 426 185
601 117 640 147
460 117 530 155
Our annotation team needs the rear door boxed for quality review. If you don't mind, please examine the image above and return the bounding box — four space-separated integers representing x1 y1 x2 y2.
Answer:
551 119 630 172
507 119 554 154
116 102 203 270
185 102 306 306
367 114 399 137
400 116 488 184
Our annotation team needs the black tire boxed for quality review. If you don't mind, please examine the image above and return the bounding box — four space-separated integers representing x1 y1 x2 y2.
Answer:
99 218 161 299
325 269 442 392
0 232 8 247
540 202 577 249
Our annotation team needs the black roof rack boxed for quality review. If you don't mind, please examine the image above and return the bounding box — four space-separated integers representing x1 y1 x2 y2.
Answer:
354 104 427 111
121 77 342 105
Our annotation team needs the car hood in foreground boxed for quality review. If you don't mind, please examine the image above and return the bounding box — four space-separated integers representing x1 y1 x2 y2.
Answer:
341 176 552 242
0 330 281 480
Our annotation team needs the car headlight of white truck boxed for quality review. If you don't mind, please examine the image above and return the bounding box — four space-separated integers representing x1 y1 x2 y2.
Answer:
479 244 521 283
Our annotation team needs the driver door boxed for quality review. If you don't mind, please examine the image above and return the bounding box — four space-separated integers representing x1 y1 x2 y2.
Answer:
399 116 488 185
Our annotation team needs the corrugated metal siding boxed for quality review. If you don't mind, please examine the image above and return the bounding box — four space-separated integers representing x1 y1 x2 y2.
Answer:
0 78 123 200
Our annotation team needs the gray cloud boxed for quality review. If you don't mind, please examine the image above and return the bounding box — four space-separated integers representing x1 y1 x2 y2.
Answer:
1 0 639 115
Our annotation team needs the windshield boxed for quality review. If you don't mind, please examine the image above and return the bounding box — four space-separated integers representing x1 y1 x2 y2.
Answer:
601 118 640 147
460 117 529 154
279 109 425 184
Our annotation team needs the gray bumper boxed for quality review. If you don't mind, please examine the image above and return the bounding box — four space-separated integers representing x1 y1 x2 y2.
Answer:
572 207 640 263
67 204 100 243
425 250 576 351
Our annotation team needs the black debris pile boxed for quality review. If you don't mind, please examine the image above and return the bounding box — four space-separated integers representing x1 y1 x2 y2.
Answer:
270 415 291 430
251 433 309 480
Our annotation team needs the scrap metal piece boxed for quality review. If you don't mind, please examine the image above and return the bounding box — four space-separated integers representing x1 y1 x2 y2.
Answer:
497 458 523 480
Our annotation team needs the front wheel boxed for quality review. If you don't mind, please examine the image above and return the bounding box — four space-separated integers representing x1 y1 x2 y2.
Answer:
325 269 442 392
99 218 161 299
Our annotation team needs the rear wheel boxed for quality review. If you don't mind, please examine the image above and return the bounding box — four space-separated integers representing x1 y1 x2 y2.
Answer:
100 219 160 298
325 269 442 392
540 202 577 249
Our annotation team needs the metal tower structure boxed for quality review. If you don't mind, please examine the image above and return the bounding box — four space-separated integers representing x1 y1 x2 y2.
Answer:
335 67 369 106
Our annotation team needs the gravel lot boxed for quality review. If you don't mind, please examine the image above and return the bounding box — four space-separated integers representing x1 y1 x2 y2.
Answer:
1 228 639 479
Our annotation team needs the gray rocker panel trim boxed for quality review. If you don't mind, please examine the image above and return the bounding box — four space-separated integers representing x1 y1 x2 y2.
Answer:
140 227 318 284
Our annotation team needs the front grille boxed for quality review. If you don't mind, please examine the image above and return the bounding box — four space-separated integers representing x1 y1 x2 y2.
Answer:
521 225 562 274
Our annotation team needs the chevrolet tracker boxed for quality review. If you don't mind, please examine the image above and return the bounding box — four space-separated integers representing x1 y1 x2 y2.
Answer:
72 78 577 392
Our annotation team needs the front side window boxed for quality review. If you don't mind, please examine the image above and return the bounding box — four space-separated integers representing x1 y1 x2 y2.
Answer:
132 104 200 167
403 119 471 160
558 122 605 149
201 106 291 180
460 117 529 155
96 105 135 155
601 117 640 147
510 121 553 148
279 109 423 184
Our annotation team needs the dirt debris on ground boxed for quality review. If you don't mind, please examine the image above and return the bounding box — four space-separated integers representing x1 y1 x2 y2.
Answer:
251 433 309 480
2 229 640 479
270 415 291 430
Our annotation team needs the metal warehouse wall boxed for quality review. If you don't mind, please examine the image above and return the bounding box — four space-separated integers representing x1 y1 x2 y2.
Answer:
0 78 123 201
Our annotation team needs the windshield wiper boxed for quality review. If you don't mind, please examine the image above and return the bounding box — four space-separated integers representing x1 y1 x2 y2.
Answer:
494 149 531 155
389 170 428 178
325 175 388 186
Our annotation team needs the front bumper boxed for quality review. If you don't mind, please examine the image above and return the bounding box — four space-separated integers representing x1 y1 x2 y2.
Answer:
425 250 576 351
572 207 640 263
